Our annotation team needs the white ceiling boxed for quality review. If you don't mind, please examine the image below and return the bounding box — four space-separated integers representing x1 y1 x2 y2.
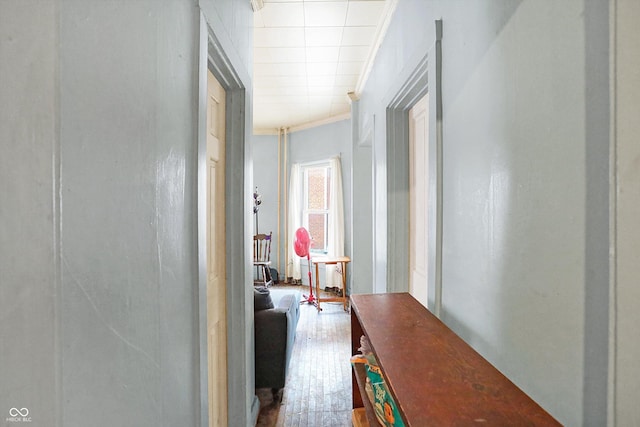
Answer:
252 0 389 133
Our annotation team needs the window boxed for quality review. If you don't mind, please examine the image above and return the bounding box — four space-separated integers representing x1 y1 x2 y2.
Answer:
302 163 331 253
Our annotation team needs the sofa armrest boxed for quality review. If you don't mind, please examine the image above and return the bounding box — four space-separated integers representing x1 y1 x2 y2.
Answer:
254 308 292 389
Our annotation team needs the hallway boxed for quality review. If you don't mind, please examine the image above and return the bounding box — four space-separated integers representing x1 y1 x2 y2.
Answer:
2 1 639 426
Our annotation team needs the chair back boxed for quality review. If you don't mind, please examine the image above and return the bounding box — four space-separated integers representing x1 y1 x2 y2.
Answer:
253 232 272 264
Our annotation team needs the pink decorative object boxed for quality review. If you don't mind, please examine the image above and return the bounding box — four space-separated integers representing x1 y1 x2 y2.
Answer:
295 227 316 306
294 227 311 257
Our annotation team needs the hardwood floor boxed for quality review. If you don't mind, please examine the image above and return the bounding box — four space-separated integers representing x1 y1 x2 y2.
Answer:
260 284 353 427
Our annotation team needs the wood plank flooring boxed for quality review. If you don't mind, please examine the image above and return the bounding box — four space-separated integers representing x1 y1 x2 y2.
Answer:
259 285 353 427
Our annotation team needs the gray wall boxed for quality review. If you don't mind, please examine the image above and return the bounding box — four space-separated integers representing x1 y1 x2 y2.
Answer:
0 0 254 426
0 2 58 424
355 1 611 425
252 134 279 277
350 102 374 296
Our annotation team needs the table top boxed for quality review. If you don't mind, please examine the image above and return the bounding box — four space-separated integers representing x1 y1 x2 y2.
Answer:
311 255 351 264
350 293 560 426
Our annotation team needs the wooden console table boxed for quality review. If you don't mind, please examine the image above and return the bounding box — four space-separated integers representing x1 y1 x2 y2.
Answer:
350 293 561 426
311 255 350 312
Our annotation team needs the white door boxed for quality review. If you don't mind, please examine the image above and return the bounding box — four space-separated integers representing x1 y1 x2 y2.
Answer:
409 93 429 308
207 69 227 427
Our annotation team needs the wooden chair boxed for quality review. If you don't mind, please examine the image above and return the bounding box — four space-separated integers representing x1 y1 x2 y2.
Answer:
253 232 273 286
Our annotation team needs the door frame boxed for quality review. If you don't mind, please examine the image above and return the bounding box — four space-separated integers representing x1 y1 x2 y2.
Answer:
197 12 253 427
386 20 443 315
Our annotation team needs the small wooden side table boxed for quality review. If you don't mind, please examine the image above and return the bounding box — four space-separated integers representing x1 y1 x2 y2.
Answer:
311 255 350 312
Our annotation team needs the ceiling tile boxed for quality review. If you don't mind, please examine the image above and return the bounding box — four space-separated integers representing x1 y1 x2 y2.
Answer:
332 94 350 104
254 27 305 47
334 74 358 87
345 1 385 26
338 45 370 62
254 104 311 130
304 2 348 27
252 0 390 130
305 46 340 63
336 61 364 75
255 95 309 105
253 10 266 28
307 86 335 96
308 108 332 122
306 62 338 76
261 2 305 27
307 75 336 87
254 62 307 77
309 95 334 108
254 47 273 63
254 85 309 97
280 108 312 122
267 47 306 63
330 102 351 116
305 27 344 47
341 26 376 46
255 74 308 87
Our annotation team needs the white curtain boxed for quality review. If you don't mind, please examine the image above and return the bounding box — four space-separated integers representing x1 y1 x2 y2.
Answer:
287 163 302 280
326 156 345 288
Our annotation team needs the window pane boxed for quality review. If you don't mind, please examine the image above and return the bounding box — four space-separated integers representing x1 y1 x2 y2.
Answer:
308 213 326 251
307 167 326 210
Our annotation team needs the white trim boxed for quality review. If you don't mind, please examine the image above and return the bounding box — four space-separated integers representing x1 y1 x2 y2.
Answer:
253 127 280 136
288 112 351 134
299 158 334 168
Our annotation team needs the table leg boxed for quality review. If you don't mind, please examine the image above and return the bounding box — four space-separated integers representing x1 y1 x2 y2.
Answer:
341 262 348 311
315 262 321 311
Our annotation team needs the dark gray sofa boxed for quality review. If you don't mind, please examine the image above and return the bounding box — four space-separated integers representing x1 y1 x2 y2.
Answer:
254 287 302 394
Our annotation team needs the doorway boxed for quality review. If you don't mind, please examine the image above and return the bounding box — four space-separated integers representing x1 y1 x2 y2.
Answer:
206 68 227 427
197 13 253 426
409 93 429 307
385 20 442 313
